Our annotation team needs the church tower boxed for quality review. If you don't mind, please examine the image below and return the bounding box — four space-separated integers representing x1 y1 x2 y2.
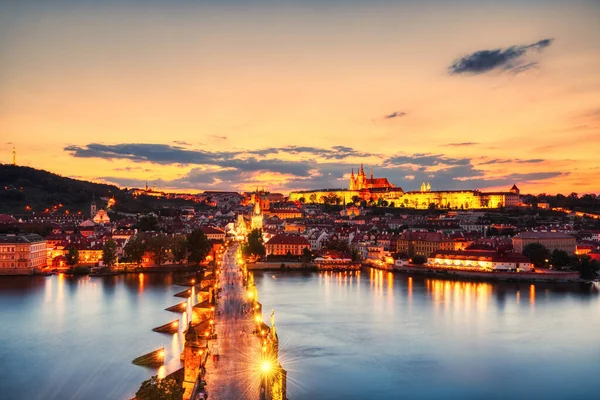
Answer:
90 194 97 219
349 168 356 190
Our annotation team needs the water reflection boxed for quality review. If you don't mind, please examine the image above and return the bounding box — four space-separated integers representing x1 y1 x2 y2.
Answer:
255 269 600 400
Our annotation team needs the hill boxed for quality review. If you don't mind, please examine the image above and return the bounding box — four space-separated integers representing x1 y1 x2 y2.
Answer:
0 164 198 215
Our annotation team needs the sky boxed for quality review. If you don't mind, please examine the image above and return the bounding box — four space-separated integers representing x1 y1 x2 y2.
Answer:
1 0 599 195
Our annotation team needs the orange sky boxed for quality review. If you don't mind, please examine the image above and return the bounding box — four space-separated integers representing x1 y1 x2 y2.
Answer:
1 0 599 195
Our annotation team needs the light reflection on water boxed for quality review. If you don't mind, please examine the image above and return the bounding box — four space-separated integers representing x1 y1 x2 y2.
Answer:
0 273 187 400
255 268 600 400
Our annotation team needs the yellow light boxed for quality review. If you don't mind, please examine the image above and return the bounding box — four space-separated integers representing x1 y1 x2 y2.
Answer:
260 360 272 373
210 319 214 325
172 321 178 327
262 346 267 352
247 291 254 299
158 350 165 358
191 279 195 284
255 315 262 323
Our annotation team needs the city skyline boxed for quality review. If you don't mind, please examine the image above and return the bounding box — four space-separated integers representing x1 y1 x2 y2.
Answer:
2 0 599 195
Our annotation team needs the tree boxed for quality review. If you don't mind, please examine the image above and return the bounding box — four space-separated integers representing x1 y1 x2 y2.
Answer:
550 249 571 270
522 243 551 268
187 229 212 266
309 193 317 204
65 246 79 268
302 247 312 262
412 255 427 265
137 215 159 232
171 235 188 265
243 229 266 259
147 233 171 266
102 239 118 267
571 255 600 279
377 197 389 208
351 195 361 206
135 375 184 400
124 234 146 266
298 197 306 204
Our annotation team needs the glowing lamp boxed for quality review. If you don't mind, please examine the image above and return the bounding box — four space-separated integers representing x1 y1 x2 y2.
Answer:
260 360 272 373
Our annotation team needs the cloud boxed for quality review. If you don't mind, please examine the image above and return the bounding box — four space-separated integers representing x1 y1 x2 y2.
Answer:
172 141 191 146
383 111 406 119
449 38 554 75
208 135 228 141
446 142 479 147
69 143 564 193
478 158 545 165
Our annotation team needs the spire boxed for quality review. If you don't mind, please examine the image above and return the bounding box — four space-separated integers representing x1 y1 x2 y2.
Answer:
12 146 16 166
351 168 354 177
370 169 373 180
359 163 364 176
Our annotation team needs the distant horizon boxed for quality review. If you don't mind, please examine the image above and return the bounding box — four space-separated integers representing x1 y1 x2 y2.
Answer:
3 162 598 198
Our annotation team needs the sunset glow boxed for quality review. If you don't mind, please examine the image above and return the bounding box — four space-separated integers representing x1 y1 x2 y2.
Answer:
1 0 599 194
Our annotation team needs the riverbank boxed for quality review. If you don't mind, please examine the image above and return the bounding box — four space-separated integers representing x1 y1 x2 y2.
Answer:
389 263 582 283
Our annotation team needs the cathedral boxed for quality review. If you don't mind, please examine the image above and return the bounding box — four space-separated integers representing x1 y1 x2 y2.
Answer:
349 164 394 190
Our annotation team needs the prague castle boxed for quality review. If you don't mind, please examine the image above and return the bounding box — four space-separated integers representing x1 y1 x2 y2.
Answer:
289 165 520 209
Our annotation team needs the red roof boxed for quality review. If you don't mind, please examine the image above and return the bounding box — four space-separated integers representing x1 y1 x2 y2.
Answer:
266 234 310 246
199 226 225 235
0 214 17 224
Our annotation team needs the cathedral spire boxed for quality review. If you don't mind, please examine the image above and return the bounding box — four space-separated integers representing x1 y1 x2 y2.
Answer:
370 169 373 180
351 168 354 177
359 163 364 176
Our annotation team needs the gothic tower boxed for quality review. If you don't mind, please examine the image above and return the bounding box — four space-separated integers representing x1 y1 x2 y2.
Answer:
251 201 263 231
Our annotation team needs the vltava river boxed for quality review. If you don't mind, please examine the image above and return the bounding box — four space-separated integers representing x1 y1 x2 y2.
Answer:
1 270 599 399
0 273 191 400
255 269 600 400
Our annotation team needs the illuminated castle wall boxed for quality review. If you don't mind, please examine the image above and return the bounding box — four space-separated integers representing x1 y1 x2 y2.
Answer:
289 166 520 209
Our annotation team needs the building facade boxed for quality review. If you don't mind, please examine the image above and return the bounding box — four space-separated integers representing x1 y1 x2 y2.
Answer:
512 231 577 254
265 234 310 256
0 234 47 275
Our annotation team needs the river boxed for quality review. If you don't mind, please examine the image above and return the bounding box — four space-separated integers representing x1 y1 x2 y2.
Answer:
0 270 599 400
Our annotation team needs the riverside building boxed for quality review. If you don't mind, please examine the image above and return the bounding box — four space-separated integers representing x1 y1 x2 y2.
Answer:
0 234 47 275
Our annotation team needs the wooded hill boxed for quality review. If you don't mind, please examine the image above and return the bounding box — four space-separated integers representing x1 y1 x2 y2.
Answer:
0 164 198 215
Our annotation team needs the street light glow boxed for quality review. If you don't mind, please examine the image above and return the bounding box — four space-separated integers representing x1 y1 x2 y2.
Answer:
260 360 272 374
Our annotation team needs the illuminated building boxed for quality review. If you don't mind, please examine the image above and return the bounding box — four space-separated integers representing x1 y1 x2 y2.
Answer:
289 165 521 209
265 208 303 220
428 250 531 272
0 234 47 275
92 209 110 225
265 234 310 256
397 231 455 257
251 201 263 231
198 226 226 241
349 164 393 190
512 231 576 254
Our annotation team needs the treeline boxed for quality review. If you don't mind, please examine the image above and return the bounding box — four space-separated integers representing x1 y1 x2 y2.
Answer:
62 229 213 269
523 243 600 279
523 193 600 212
